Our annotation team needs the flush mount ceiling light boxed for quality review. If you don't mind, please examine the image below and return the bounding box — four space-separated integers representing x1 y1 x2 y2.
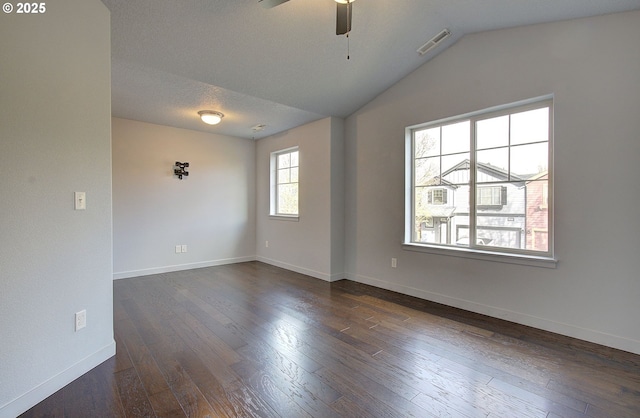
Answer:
335 0 355 3
198 110 224 125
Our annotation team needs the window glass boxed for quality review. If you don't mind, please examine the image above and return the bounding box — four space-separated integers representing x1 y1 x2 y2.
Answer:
477 115 509 150
407 99 552 257
271 148 299 216
441 121 470 155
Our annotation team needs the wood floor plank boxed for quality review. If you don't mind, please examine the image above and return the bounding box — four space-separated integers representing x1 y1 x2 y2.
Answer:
487 378 587 418
236 341 342 406
150 348 220 418
146 389 187 418
116 318 171 396
330 395 376 418
113 367 156 417
175 349 276 418
231 357 334 418
20 262 640 417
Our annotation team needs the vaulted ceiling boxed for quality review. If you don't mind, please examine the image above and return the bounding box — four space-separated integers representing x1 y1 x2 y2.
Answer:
101 0 640 139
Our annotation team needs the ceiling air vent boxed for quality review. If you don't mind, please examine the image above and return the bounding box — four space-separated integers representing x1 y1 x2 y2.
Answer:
417 29 451 56
259 0 289 8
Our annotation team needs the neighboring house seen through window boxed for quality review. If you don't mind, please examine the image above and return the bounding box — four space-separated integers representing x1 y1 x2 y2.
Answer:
406 97 553 259
271 147 299 217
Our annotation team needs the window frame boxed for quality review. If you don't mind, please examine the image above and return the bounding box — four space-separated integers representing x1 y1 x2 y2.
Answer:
428 188 448 205
477 185 506 208
270 146 300 219
404 96 556 268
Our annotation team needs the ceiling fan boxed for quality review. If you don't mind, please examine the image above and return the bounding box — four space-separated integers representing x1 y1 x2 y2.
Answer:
259 0 355 35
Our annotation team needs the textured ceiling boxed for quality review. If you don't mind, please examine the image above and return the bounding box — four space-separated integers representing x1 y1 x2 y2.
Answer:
102 0 640 139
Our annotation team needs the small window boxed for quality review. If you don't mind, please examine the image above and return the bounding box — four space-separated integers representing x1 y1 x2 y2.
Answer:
427 188 448 205
477 186 506 207
270 147 299 217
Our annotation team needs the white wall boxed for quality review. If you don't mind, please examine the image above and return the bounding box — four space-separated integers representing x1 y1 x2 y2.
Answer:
256 117 345 281
112 118 256 279
345 10 640 354
0 0 114 416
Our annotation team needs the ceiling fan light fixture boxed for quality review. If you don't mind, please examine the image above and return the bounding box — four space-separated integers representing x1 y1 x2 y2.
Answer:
198 110 224 125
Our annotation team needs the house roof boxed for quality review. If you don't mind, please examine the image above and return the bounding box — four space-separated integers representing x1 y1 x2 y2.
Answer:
436 159 528 185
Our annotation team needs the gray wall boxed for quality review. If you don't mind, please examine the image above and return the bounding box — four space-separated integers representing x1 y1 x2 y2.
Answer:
256 117 345 281
0 0 114 415
112 118 256 278
344 10 640 354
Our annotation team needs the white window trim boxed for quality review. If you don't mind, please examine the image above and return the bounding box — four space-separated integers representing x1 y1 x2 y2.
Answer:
270 146 300 219
402 242 557 268
404 95 556 268
269 214 300 222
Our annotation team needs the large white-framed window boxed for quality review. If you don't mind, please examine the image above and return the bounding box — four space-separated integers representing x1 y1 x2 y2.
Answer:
270 147 299 217
405 96 554 265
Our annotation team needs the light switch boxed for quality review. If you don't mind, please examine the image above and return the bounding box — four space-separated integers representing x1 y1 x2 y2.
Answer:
74 192 86 210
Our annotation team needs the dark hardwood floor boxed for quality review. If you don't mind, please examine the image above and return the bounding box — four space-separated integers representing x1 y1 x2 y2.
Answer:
20 261 640 417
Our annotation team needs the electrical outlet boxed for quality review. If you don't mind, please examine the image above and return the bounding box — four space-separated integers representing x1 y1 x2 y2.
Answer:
265 240 269 248
175 245 182 253
391 258 397 268
181 244 188 253
75 310 86 331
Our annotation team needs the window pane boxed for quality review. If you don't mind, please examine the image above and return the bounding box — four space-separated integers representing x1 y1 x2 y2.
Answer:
441 121 470 155
415 128 440 158
476 148 508 182
441 153 470 185
414 188 450 245
455 226 470 247
510 142 548 178
476 188 525 249
277 184 298 214
415 157 440 186
454 185 470 214
278 153 291 168
290 151 299 167
272 147 299 217
525 179 549 252
511 107 549 145
414 187 431 242
477 115 509 150
277 168 290 184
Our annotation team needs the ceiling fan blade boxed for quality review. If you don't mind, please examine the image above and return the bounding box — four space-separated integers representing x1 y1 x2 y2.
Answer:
336 2 352 35
259 0 290 9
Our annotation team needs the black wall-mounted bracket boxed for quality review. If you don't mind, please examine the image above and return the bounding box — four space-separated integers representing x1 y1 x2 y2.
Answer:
174 161 189 180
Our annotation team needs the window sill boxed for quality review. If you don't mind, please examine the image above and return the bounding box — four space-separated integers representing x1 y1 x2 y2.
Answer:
269 215 299 222
402 243 557 269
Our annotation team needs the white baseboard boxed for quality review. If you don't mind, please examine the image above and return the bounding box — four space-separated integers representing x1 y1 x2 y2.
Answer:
256 256 344 282
346 272 640 356
113 256 256 280
0 340 116 418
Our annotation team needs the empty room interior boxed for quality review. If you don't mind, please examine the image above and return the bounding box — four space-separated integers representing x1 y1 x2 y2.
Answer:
2 0 640 417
